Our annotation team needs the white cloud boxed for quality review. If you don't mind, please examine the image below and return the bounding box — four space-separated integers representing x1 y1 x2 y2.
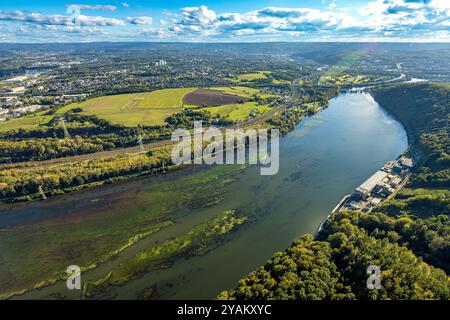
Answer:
169 6 358 37
74 15 124 27
1 2 450 42
166 3 449 40
180 5 217 26
67 4 117 11
0 10 125 27
360 0 450 31
328 2 337 10
127 16 153 26
0 11 67 25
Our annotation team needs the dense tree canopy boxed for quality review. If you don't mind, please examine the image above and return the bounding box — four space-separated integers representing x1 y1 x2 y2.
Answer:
373 83 450 188
220 210 450 300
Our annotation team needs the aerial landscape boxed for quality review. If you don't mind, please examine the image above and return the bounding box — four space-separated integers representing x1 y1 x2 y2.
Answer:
0 0 449 309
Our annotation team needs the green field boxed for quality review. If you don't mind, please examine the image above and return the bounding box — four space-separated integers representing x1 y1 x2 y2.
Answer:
209 86 260 98
225 71 272 83
57 88 197 127
204 101 271 121
272 79 291 85
0 86 268 131
224 71 291 85
0 111 53 132
318 73 373 85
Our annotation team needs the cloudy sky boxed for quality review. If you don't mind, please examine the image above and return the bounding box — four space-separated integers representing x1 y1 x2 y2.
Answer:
0 0 449 42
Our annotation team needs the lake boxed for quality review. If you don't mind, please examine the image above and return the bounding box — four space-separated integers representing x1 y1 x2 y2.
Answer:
2 92 408 299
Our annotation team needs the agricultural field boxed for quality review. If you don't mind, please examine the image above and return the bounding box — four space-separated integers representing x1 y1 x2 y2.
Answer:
208 86 260 98
225 71 271 83
182 88 249 107
57 88 196 127
204 102 271 121
318 73 374 86
0 86 274 132
225 71 291 85
57 86 266 126
272 79 291 85
192 86 276 121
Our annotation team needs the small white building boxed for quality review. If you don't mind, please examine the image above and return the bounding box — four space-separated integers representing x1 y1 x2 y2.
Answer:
399 157 413 169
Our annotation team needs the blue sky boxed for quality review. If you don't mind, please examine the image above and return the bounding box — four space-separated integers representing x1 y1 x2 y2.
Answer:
0 0 449 42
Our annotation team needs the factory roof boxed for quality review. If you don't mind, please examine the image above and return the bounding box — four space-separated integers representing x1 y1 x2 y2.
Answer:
355 170 389 195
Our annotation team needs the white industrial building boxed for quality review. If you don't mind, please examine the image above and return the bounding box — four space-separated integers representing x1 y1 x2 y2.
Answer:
355 170 389 199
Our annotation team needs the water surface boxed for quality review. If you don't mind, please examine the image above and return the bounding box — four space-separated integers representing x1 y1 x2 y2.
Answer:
4 92 408 299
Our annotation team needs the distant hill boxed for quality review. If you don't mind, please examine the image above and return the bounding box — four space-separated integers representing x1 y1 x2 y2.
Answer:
1 42 450 55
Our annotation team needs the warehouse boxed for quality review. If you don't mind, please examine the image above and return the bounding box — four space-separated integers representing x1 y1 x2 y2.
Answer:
355 170 389 199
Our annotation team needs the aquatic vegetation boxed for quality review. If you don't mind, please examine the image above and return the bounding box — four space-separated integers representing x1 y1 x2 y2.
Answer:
83 210 248 298
0 164 245 299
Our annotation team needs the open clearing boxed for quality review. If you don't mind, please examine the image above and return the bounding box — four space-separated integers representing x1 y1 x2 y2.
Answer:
225 71 292 86
56 87 260 126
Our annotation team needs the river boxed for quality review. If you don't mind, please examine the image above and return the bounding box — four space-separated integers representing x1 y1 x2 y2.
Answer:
2 92 408 300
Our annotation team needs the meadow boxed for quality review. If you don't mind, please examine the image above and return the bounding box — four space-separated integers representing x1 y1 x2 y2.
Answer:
208 86 260 98
225 71 271 83
0 86 272 132
57 88 197 127
318 73 373 86
224 71 291 85
204 102 271 121
0 111 53 132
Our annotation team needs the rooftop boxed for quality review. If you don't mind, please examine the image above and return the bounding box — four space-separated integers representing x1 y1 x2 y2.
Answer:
355 170 389 195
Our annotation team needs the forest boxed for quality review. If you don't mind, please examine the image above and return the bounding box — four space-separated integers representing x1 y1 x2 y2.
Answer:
219 82 450 300
373 83 450 188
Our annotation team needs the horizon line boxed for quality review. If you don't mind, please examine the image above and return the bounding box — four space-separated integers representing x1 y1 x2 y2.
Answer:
1 40 450 45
